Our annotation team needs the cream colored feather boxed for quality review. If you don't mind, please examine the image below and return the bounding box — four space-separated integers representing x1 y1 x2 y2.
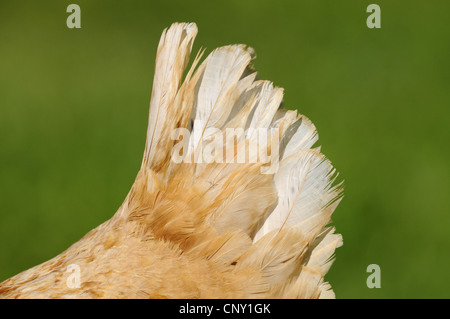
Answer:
0 22 343 299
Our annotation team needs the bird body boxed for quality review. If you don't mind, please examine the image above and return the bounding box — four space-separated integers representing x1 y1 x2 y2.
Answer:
0 22 343 299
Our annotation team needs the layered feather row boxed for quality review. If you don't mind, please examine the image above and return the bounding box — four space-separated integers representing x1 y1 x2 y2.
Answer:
139 22 343 298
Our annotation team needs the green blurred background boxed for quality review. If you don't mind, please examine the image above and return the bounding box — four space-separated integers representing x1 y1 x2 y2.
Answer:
0 1 449 298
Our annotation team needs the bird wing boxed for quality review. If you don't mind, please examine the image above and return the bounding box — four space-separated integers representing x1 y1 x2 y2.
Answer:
139 22 344 298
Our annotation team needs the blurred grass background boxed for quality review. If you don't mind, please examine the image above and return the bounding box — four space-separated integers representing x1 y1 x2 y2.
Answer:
0 0 449 298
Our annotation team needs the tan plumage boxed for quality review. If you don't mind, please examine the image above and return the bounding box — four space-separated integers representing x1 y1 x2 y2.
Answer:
0 22 343 299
